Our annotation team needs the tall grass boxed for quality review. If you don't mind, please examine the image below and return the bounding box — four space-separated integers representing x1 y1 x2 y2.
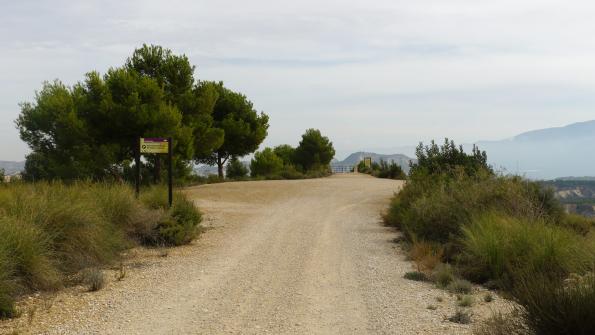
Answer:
461 212 592 289
385 167 595 333
513 271 595 335
0 181 201 318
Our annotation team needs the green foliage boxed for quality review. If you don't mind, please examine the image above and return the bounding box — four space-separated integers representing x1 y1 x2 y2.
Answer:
411 138 491 177
358 159 406 179
226 157 248 179
404 271 429 282
197 81 269 177
432 263 455 288
0 168 4 183
513 272 595 335
0 181 202 318
457 294 474 307
448 309 472 324
273 144 296 166
385 169 565 245
474 312 530 335
448 279 473 294
139 186 202 245
250 148 284 177
460 213 592 290
562 214 593 236
84 268 105 292
385 138 595 334
16 44 238 182
293 129 335 171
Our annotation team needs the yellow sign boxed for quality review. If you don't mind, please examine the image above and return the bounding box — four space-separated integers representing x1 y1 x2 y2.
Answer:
364 157 372 168
140 138 169 154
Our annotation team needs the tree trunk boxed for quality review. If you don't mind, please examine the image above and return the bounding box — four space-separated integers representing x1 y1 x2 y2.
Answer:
217 155 224 179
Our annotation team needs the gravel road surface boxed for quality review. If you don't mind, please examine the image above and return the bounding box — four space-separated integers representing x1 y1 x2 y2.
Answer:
1 174 508 334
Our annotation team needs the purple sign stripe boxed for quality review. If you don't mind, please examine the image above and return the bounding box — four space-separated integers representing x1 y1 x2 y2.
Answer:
143 138 168 142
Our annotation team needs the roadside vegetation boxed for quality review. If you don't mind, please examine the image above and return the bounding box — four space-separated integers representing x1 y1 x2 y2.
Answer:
387 139 595 334
0 181 201 318
247 128 335 180
357 159 406 180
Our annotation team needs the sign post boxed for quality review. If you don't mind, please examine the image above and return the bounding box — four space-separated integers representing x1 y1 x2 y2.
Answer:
137 137 173 207
364 157 372 168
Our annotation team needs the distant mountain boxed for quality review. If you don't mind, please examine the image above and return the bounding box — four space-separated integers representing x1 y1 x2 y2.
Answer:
0 161 25 175
336 152 416 173
472 120 595 180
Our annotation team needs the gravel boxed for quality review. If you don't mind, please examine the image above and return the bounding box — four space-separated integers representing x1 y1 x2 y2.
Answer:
0 174 513 334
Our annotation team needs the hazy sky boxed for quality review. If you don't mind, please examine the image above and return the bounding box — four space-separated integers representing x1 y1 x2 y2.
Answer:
2 0 595 161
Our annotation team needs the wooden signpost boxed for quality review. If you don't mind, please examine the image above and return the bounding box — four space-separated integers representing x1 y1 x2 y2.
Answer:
136 137 173 207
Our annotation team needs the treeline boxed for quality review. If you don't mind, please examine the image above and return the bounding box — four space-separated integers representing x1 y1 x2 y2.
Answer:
357 159 406 179
385 139 595 334
225 129 335 180
16 44 269 181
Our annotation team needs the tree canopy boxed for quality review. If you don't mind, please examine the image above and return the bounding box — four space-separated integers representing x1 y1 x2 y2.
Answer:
197 82 269 177
293 129 335 171
16 44 265 182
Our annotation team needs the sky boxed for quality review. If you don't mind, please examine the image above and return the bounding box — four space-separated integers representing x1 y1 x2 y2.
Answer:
2 0 595 161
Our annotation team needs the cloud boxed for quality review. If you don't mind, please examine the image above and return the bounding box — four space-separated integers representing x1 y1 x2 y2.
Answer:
1 0 595 161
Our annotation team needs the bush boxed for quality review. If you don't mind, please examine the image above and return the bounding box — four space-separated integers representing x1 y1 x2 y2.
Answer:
404 271 429 282
226 157 248 179
457 294 474 307
84 268 105 292
460 213 592 290
449 309 472 324
358 159 407 180
513 272 595 335
386 169 567 246
474 311 530 335
250 148 283 177
447 279 473 294
411 138 491 177
0 181 202 318
562 214 593 236
409 239 443 273
432 263 455 288
139 186 202 245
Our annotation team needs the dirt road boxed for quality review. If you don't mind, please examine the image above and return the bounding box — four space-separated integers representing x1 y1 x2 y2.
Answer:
2 174 503 334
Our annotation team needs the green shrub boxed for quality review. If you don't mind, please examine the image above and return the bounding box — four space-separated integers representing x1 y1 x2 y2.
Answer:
84 268 105 292
404 271 429 282
250 148 283 177
0 249 16 319
460 213 592 290
386 169 571 248
513 271 595 335
432 263 455 288
562 214 593 236
160 194 202 245
474 311 530 335
411 138 491 177
447 279 472 294
457 294 474 307
226 157 248 179
448 309 472 324
0 217 60 290
0 181 202 318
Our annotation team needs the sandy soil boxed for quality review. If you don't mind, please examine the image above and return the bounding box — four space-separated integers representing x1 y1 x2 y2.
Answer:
0 174 511 334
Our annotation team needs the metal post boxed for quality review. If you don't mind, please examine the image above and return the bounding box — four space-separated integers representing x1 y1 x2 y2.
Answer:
135 138 141 198
168 137 173 208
